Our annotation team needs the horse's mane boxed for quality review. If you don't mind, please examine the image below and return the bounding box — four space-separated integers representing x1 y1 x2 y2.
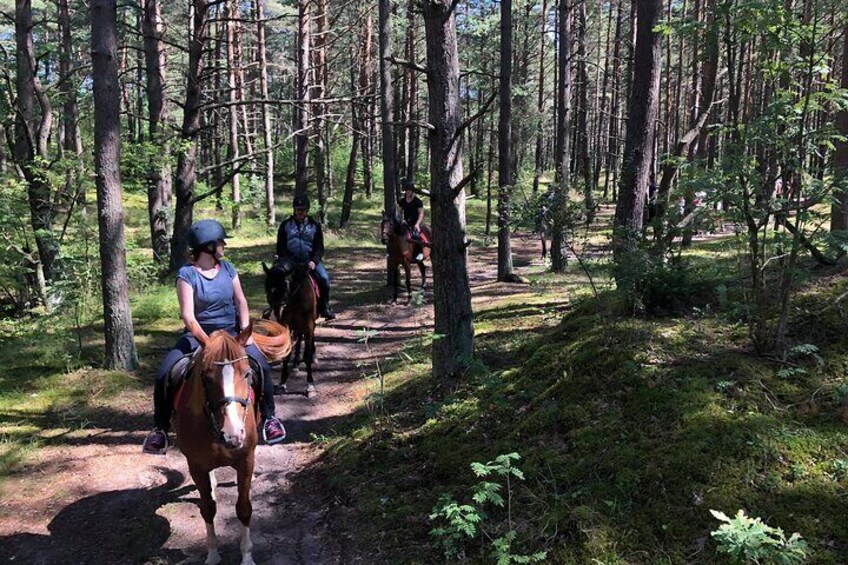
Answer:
197 331 250 375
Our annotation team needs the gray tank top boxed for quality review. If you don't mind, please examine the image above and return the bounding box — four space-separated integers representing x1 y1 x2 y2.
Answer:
176 260 238 333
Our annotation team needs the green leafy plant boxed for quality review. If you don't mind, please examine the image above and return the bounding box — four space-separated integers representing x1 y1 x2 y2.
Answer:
429 453 547 563
710 509 809 564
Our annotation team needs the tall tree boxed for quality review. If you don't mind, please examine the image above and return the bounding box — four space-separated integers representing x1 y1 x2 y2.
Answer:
294 0 310 199
613 0 663 261
313 0 329 224
532 0 549 194
225 0 242 229
422 0 474 378
497 0 518 282
551 0 573 272
169 0 210 272
143 0 172 262
830 23 848 231
90 0 139 370
58 0 84 211
379 0 398 217
575 0 595 220
15 0 58 285
256 0 275 228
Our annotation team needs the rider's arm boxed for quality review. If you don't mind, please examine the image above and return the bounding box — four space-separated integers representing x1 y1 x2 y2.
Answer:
310 221 324 264
275 220 288 258
177 278 199 332
232 274 251 331
415 205 424 229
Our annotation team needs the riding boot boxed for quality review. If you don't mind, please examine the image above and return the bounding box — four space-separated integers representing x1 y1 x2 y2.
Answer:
320 287 336 320
153 378 173 432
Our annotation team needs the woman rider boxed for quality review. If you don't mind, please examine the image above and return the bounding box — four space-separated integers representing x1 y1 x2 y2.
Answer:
142 219 287 454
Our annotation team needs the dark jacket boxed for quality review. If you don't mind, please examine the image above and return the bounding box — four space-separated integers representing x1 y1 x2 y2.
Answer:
276 216 325 264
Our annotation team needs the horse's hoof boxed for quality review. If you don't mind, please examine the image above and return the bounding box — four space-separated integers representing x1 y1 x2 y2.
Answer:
275 383 287 394
307 383 316 394
240 554 256 565
205 552 222 565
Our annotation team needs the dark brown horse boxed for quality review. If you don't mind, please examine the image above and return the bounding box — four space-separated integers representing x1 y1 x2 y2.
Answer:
380 213 431 304
175 320 291 565
262 261 319 395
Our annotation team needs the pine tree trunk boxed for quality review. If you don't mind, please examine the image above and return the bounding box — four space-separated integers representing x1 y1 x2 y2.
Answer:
379 0 398 217
423 0 474 379
225 0 242 229
361 12 375 199
405 0 420 182
143 0 172 263
497 0 516 282
91 0 139 370
169 0 209 272
532 0 548 194
613 0 663 261
576 0 595 221
831 22 848 231
15 0 58 285
604 0 624 200
313 0 328 224
294 0 310 199
256 0 275 227
340 45 360 230
59 0 85 212
551 0 572 272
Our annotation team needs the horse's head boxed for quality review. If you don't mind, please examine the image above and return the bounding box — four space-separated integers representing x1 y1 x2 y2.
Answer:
193 327 254 450
380 212 401 244
263 261 290 316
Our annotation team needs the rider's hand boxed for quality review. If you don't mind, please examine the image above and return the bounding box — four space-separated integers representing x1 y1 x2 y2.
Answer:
246 335 255 346
307 261 316 270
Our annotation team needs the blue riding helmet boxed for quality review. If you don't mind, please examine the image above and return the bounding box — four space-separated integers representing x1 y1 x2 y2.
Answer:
188 219 229 250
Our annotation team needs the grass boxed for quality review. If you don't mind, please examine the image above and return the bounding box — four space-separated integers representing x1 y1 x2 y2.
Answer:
2 180 848 563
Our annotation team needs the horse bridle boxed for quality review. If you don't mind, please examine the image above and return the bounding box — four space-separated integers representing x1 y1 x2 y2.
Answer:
201 356 254 442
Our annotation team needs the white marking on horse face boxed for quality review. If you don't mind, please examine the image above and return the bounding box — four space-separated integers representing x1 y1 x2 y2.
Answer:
221 364 245 444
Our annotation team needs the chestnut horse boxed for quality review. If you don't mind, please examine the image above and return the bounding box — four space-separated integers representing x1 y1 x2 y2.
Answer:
175 320 290 565
262 261 319 395
380 213 431 304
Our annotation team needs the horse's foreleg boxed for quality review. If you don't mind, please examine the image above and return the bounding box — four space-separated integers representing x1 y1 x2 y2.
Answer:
419 261 427 291
404 264 412 303
235 458 256 565
391 264 399 304
189 465 220 565
305 326 316 394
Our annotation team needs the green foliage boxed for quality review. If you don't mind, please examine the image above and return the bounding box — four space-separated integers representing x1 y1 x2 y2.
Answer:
710 509 810 564
430 453 547 564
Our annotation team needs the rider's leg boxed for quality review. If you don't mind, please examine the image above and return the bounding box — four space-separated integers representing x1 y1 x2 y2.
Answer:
314 263 336 319
246 344 286 444
145 334 197 453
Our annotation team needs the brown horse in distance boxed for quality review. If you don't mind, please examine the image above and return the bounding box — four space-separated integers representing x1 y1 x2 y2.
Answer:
175 320 291 565
380 213 431 304
262 261 319 395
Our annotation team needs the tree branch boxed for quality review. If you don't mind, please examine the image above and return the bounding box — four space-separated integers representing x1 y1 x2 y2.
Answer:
451 167 480 200
388 55 428 74
454 90 497 139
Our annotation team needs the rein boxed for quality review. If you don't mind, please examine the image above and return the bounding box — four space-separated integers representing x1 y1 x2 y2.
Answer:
200 356 254 442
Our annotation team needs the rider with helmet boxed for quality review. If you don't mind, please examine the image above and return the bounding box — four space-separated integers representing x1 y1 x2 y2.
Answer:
275 195 336 320
142 219 287 455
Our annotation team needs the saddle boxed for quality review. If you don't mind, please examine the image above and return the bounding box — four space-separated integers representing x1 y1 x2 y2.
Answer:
403 224 431 246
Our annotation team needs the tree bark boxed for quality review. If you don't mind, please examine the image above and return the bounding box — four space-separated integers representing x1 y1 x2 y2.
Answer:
576 0 595 221
15 0 58 284
379 0 398 217
256 0 275 228
362 12 375 199
340 44 361 230
58 0 85 212
294 0 310 200
313 0 328 224
551 0 572 272
143 0 172 263
613 0 663 260
169 0 209 272
91 0 139 370
497 0 517 282
532 0 549 194
422 0 474 379
830 22 848 231
225 0 242 229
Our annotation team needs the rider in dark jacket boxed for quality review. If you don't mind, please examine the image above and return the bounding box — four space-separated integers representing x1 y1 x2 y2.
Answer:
275 195 336 320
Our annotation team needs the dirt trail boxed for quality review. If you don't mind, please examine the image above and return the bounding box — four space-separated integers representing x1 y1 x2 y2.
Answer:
0 234 546 564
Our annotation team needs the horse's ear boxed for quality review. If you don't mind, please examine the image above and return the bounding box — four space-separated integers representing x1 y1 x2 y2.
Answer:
189 321 209 346
262 261 271 275
237 321 253 346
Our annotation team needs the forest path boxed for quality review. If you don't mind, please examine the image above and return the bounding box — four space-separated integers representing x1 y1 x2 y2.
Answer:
0 232 548 564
